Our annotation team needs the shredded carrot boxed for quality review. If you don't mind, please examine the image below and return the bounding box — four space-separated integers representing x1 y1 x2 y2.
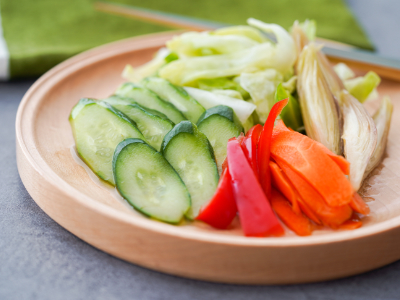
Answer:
313 141 350 175
274 120 350 175
270 161 300 215
350 193 370 215
338 214 362 230
296 199 322 225
270 188 313 236
276 158 352 228
271 130 353 207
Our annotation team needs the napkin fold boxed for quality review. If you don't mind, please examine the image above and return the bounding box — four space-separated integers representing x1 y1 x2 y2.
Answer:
0 0 373 80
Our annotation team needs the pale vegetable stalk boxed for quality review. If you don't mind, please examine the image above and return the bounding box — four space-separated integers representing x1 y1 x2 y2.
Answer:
296 43 342 154
364 97 393 179
340 91 377 191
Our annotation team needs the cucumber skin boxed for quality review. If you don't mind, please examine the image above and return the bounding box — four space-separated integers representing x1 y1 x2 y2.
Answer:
196 105 244 132
161 121 216 161
161 121 219 219
69 98 145 185
103 95 174 124
142 77 206 123
115 82 186 124
70 98 141 129
112 138 191 224
112 138 151 170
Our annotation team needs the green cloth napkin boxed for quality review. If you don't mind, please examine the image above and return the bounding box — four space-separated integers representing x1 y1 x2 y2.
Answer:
0 0 373 79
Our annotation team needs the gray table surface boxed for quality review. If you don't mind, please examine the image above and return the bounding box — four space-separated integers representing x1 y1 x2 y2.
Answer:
2 1 400 299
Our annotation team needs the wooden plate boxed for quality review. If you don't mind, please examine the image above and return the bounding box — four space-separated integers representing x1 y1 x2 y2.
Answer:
16 32 400 284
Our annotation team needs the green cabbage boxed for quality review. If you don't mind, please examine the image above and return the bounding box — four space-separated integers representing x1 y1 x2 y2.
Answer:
122 48 171 82
334 63 355 81
159 19 296 86
184 86 256 125
213 25 268 43
275 83 304 132
235 69 283 123
344 71 381 103
167 31 259 57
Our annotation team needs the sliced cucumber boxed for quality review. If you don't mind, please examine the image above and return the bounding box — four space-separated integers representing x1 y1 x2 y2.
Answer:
103 96 174 151
197 105 243 174
161 121 219 219
69 98 145 185
142 77 205 123
113 139 190 223
115 82 186 124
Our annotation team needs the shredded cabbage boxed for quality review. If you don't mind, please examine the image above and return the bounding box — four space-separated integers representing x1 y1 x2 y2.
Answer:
334 63 355 81
275 83 304 132
122 48 171 82
159 19 296 86
235 69 283 122
167 31 259 56
184 87 256 125
213 25 268 43
344 71 381 103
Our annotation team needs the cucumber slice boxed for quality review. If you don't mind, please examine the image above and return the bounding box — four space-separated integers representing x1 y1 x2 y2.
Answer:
197 105 243 174
161 121 219 219
115 82 186 124
103 96 174 151
69 98 145 185
113 139 190 223
142 77 205 123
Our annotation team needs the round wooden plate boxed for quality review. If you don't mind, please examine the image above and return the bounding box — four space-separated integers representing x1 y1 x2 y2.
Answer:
16 32 400 284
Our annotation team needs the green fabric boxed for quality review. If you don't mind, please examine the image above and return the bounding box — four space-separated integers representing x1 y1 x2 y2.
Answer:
0 0 373 79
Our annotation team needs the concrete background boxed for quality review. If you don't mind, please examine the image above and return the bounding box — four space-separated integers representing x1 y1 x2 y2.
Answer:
1 1 400 299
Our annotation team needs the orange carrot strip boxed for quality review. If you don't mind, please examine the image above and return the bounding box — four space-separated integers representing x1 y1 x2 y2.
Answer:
270 188 313 236
338 214 362 230
296 199 322 225
350 193 370 215
270 161 300 215
274 119 290 132
270 160 321 224
276 159 352 228
271 130 353 207
274 120 350 175
313 141 350 175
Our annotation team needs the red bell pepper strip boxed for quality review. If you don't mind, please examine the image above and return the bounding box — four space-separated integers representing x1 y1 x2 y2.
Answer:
350 192 370 215
241 124 263 178
227 138 284 237
258 99 288 198
270 188 313 236
196 167 237 229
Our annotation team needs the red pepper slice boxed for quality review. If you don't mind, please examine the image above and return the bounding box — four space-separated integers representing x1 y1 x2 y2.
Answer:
241 124 263 178
196 167 237 229
227 138 284 237
258 99 289 198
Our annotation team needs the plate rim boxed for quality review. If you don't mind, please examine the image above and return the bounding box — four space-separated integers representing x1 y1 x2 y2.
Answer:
16 31 400 248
